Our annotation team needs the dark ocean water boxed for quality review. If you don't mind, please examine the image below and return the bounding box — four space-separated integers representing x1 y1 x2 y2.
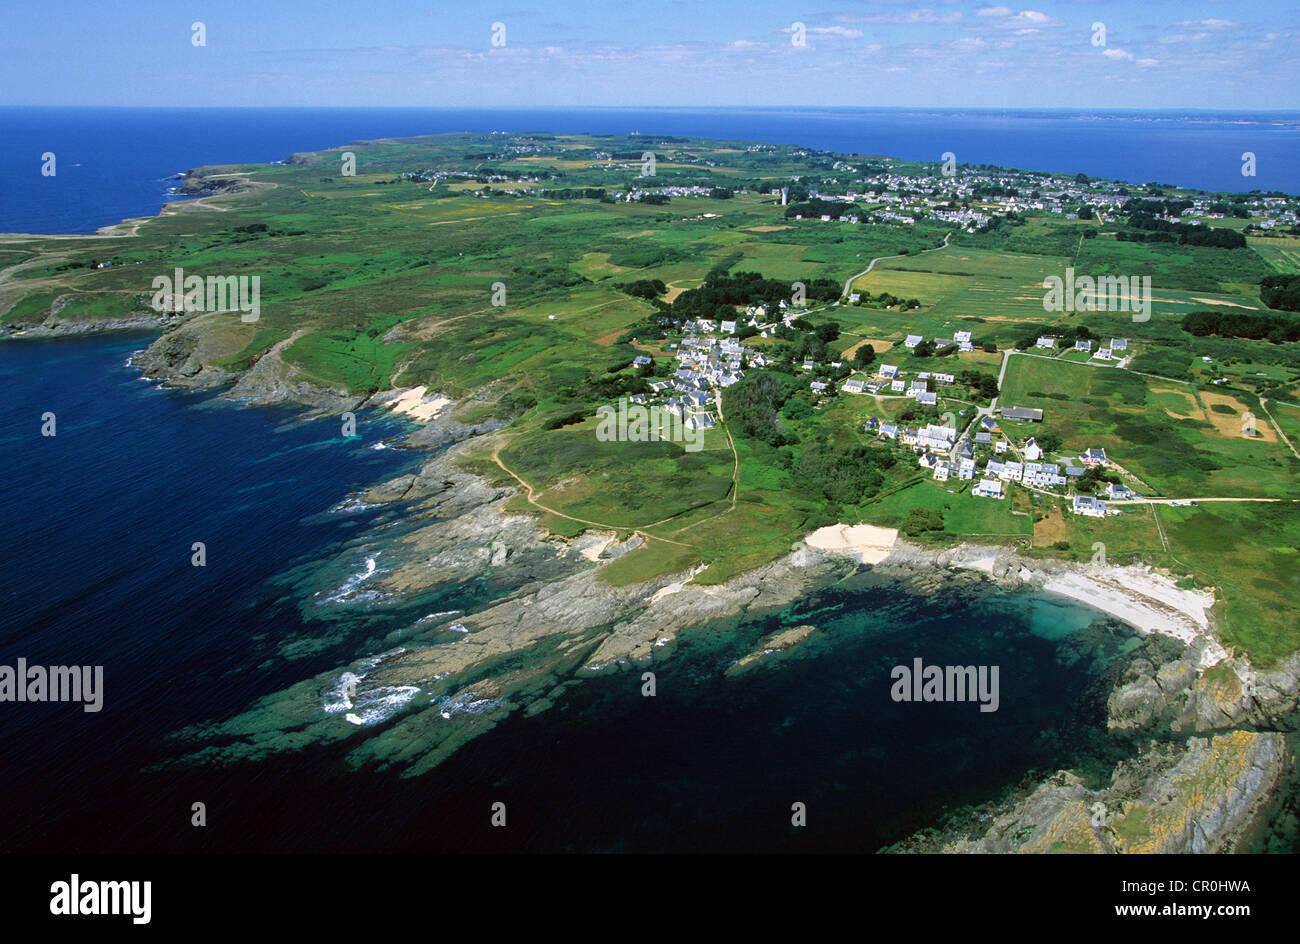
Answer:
1 106 1297 234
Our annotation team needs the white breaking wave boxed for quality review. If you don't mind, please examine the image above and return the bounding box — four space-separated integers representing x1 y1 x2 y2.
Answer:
322 671 365 714
344 685 421 726
434 689 500 720
322 554 381 604
328 494 377 514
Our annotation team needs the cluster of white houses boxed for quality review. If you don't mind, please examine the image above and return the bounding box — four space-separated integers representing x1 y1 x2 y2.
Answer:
623 328 776 432
890 329 978 353
836 362 955 405
1035 336 1129 361
791 165 1138 230
869 412 1134 515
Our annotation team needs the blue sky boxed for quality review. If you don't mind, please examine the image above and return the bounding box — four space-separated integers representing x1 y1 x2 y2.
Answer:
2 0 1297 109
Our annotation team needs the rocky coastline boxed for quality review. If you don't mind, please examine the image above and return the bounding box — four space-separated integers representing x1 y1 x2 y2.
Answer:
15 310 1298 853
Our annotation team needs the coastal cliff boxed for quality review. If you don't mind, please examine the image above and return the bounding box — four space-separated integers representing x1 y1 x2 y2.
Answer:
895 731 1291 854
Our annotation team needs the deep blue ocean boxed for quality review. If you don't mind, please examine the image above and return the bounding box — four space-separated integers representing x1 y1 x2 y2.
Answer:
0 108 1295 852
1 107 1298 234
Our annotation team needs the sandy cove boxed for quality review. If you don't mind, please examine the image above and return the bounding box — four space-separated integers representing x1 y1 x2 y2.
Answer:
381 385 452 422
804 522 1223 663
805 523 899 565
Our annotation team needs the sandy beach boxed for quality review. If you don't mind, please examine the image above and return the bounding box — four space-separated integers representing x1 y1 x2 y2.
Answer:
385 386 451 422
931 547 1225 664
805 523 899 565
1035 566 1225 665
805 527 1226 665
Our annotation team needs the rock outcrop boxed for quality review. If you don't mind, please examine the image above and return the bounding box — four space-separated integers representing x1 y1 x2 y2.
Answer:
901 731 1290 854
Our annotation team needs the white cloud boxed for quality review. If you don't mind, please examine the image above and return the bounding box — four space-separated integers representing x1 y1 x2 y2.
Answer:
1175 18 1237 30
971 8 1063 31
1102 48 1134 60
837 9 963 25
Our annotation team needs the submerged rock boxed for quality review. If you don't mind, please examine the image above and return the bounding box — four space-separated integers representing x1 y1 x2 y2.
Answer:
724 624 817 678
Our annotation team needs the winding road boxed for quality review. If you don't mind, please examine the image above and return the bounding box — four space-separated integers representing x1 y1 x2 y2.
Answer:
841 231 951 299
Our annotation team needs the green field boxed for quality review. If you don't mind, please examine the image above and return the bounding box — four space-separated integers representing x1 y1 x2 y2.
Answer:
4 130 1300 663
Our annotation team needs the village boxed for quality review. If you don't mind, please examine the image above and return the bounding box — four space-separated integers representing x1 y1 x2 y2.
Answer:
782 161 1300 233
596 299 1145 520
852 329 1141 518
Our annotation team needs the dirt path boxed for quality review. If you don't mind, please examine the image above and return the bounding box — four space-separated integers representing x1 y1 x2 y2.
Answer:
490 444 697 548
1260 398 1300 460
661 390 742 535
842 231 951 298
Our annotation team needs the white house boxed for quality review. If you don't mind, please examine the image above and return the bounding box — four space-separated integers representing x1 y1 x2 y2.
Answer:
933 461 957 482
880 365 900 379
1072 495 1107 517
954 331 972 344
973 478 1004 499
917 424 956 452
905 334 923 349
1024 437 1043 462
842 379 865 394
1080 448 1108 465
1036 337 1056 349
720 320 737 334
1075 339 1093 352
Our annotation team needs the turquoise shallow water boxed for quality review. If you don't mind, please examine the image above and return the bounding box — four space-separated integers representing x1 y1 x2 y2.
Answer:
0 333 1156 850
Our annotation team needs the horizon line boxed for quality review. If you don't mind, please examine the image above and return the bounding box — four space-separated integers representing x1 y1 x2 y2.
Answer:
2 104 1299 115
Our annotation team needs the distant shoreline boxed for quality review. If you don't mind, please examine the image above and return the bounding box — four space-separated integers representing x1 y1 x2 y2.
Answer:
1 107 1295 236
